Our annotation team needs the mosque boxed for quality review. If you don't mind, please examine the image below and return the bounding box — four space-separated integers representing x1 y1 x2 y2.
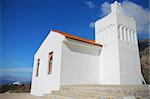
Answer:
31 1 145 96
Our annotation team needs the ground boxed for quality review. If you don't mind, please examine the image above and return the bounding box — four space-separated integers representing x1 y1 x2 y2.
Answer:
0 93 43 99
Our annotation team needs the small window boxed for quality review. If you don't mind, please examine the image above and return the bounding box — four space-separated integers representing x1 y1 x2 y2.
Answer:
36 59 40 77
48 52 53 74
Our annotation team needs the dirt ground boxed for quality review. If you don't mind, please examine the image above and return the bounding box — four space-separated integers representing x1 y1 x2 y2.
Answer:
0 92 43 99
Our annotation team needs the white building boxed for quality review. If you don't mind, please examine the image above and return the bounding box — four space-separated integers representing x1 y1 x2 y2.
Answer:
31 1 145 96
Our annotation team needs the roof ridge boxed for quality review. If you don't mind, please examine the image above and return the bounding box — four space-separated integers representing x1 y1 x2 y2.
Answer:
52 30 102 46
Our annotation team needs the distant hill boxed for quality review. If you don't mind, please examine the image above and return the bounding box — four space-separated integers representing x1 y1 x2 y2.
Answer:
139 39 150 84
0 75 31 85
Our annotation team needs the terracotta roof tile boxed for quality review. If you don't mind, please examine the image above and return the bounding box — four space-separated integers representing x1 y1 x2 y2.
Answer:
52 30 102 46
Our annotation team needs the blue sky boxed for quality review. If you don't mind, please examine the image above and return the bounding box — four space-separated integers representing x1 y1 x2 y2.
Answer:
0 0 149 81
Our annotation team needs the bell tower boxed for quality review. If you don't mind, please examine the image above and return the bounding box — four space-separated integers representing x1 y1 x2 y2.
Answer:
95 1 144 84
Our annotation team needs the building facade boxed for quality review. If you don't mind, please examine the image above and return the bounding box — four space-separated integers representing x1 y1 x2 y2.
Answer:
31 1 144 96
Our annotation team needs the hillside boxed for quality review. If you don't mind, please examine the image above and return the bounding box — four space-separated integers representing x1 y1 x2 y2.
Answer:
139 39 150 84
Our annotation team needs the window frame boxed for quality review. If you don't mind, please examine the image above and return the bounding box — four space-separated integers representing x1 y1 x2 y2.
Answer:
48 52 53 74
36 59 40 77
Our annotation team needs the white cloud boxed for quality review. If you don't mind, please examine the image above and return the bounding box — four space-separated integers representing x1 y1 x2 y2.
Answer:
122 1 149 34
89 22 95 28
100 1 149 34
100 2 111 17
85 1 96 9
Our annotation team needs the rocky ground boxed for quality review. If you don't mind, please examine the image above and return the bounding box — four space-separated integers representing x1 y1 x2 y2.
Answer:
139 39 150 84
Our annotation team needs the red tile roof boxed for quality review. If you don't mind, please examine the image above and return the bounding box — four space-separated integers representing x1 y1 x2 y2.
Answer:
52 30 102 46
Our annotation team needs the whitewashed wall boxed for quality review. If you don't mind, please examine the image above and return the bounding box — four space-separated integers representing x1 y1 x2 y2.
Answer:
95 13 121 84
95 2 143 84
60 41 100 85
117 12 143 84
30 31 65 96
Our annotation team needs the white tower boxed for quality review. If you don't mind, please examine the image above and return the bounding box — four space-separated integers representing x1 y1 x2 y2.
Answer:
95 1 144 84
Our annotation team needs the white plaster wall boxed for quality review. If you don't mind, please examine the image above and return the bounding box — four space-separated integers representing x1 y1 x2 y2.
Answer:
30 31 65 96
95 1 143 84
118 42 142 84
95 13 121 84
60 42 100 85
117 13 143 84
95 2 143 84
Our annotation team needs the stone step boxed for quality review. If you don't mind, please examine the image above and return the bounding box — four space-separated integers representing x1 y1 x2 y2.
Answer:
44 94 98 99
43 85 150 99
59 85 149 96
44 94 124 99
44 94 149 99
51 90 125 98
51 90 150 99
44 94 75 99
51 90 99 98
